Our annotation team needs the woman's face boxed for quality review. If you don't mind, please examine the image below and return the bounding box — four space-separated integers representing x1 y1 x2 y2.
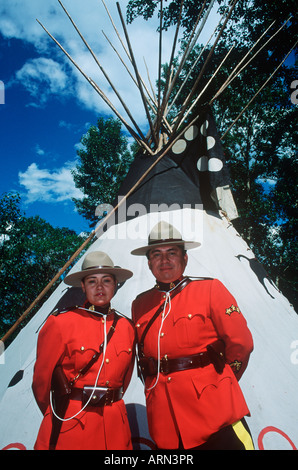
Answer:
81 273 116 307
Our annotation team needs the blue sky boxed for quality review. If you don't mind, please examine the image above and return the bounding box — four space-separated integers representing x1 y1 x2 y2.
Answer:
0 0 177 234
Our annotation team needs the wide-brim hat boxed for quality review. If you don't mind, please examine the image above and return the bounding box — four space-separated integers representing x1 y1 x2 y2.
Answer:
64 251 133 287
131 221 200 256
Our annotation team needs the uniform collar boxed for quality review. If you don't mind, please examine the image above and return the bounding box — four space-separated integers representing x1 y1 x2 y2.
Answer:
154 276 185 292
84 301 113 315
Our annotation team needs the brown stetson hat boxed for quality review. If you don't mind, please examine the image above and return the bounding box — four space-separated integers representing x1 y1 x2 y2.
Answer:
64 251 133 287
131 221 200 256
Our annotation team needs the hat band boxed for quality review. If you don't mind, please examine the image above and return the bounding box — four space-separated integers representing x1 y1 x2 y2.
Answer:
83 265 114 271
148 238 183 246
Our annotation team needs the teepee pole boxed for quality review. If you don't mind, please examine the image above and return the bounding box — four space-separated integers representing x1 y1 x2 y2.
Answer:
101 0 131 62
157 0 163 114
171 0 238 136
154 0 184 140
36 19 154 155
0 114 201 344
211 17 291 104
57 0 148 145
181 43 235 126
102 31 158 115
116 2 158 149
161 0 208 121
143 57 158 107
221 40 298 139
167 12 221 116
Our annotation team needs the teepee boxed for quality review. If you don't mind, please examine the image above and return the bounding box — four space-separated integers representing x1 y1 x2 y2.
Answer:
0 0 297 450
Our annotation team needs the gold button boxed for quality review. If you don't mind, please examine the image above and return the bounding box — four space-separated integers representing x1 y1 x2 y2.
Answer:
106 380 109 385
106 358 110 363
160 332 165 337
128 348 132 352
136 323 140 328
80 346 85 351
167 377 172 382
188 314 192 319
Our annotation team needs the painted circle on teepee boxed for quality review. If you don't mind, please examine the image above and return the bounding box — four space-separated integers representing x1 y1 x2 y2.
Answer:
172 139 187 154
197 156 209 171
200 120 209 136
207 136 216 150
208 158 223 172
184 125 198 141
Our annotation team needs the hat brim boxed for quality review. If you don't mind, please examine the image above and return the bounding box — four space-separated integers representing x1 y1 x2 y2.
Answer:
64 267 133 287
131 240 201 256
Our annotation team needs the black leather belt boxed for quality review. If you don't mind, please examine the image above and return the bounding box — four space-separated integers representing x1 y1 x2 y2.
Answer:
139 351 212 377
138 340 226 378
70 386 123 407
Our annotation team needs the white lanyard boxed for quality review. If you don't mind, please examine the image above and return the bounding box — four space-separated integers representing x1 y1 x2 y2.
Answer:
50 311 108 422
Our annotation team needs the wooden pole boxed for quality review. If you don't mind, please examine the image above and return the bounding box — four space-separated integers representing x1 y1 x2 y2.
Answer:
220 40 298 139
211 17 291 104
36 19 154 156
171 0 238 135
116 2 159 149
57 0 148 145
0 114 200 343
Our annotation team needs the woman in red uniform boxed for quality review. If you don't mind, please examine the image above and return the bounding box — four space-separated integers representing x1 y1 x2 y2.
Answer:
32 251 135 450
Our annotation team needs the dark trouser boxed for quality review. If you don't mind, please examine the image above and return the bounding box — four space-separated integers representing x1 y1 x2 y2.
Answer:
160 419 254 451
192 419 254 450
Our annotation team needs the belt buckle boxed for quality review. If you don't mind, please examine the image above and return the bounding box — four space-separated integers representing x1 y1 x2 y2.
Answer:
160 355 169 375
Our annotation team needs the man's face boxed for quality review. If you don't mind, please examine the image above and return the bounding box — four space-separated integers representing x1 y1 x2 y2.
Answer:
147 245 188 283
81 273 116 307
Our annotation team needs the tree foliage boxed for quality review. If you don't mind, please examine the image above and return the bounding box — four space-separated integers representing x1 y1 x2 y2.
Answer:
72 117 133 227
0 192 88 342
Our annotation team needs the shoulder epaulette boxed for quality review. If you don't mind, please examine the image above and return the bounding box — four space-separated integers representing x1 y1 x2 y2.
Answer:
188 276 214 281
51 305 80 316
134 287 155 300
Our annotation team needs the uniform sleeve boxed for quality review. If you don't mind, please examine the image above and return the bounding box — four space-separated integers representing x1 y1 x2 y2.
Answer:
32 316 65 414
210 280 254 380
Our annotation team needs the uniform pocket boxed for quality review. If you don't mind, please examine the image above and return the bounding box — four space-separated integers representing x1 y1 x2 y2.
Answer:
66 340 98 372
114 342 133 358
174 312 206 348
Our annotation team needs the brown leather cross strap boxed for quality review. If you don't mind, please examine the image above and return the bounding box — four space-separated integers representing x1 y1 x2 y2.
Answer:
69 312 119 386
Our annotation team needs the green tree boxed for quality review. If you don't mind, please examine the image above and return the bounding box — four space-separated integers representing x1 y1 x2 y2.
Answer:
72 117 133 227
0 192 88 341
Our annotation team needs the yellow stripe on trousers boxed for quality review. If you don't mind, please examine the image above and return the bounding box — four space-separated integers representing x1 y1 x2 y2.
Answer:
232 420 254 450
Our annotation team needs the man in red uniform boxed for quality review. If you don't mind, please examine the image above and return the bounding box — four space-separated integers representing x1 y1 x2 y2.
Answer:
131 221 254 450
32 251 135 450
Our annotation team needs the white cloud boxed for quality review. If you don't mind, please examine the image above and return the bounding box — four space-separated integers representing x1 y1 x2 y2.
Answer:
18 162 83 204
0 0 181 128
2 0 220 129
14 57 70 105
35 144 45 156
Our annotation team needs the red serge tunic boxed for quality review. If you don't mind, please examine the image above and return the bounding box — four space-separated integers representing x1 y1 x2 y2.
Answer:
132 278 254 449
32 306 135 450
